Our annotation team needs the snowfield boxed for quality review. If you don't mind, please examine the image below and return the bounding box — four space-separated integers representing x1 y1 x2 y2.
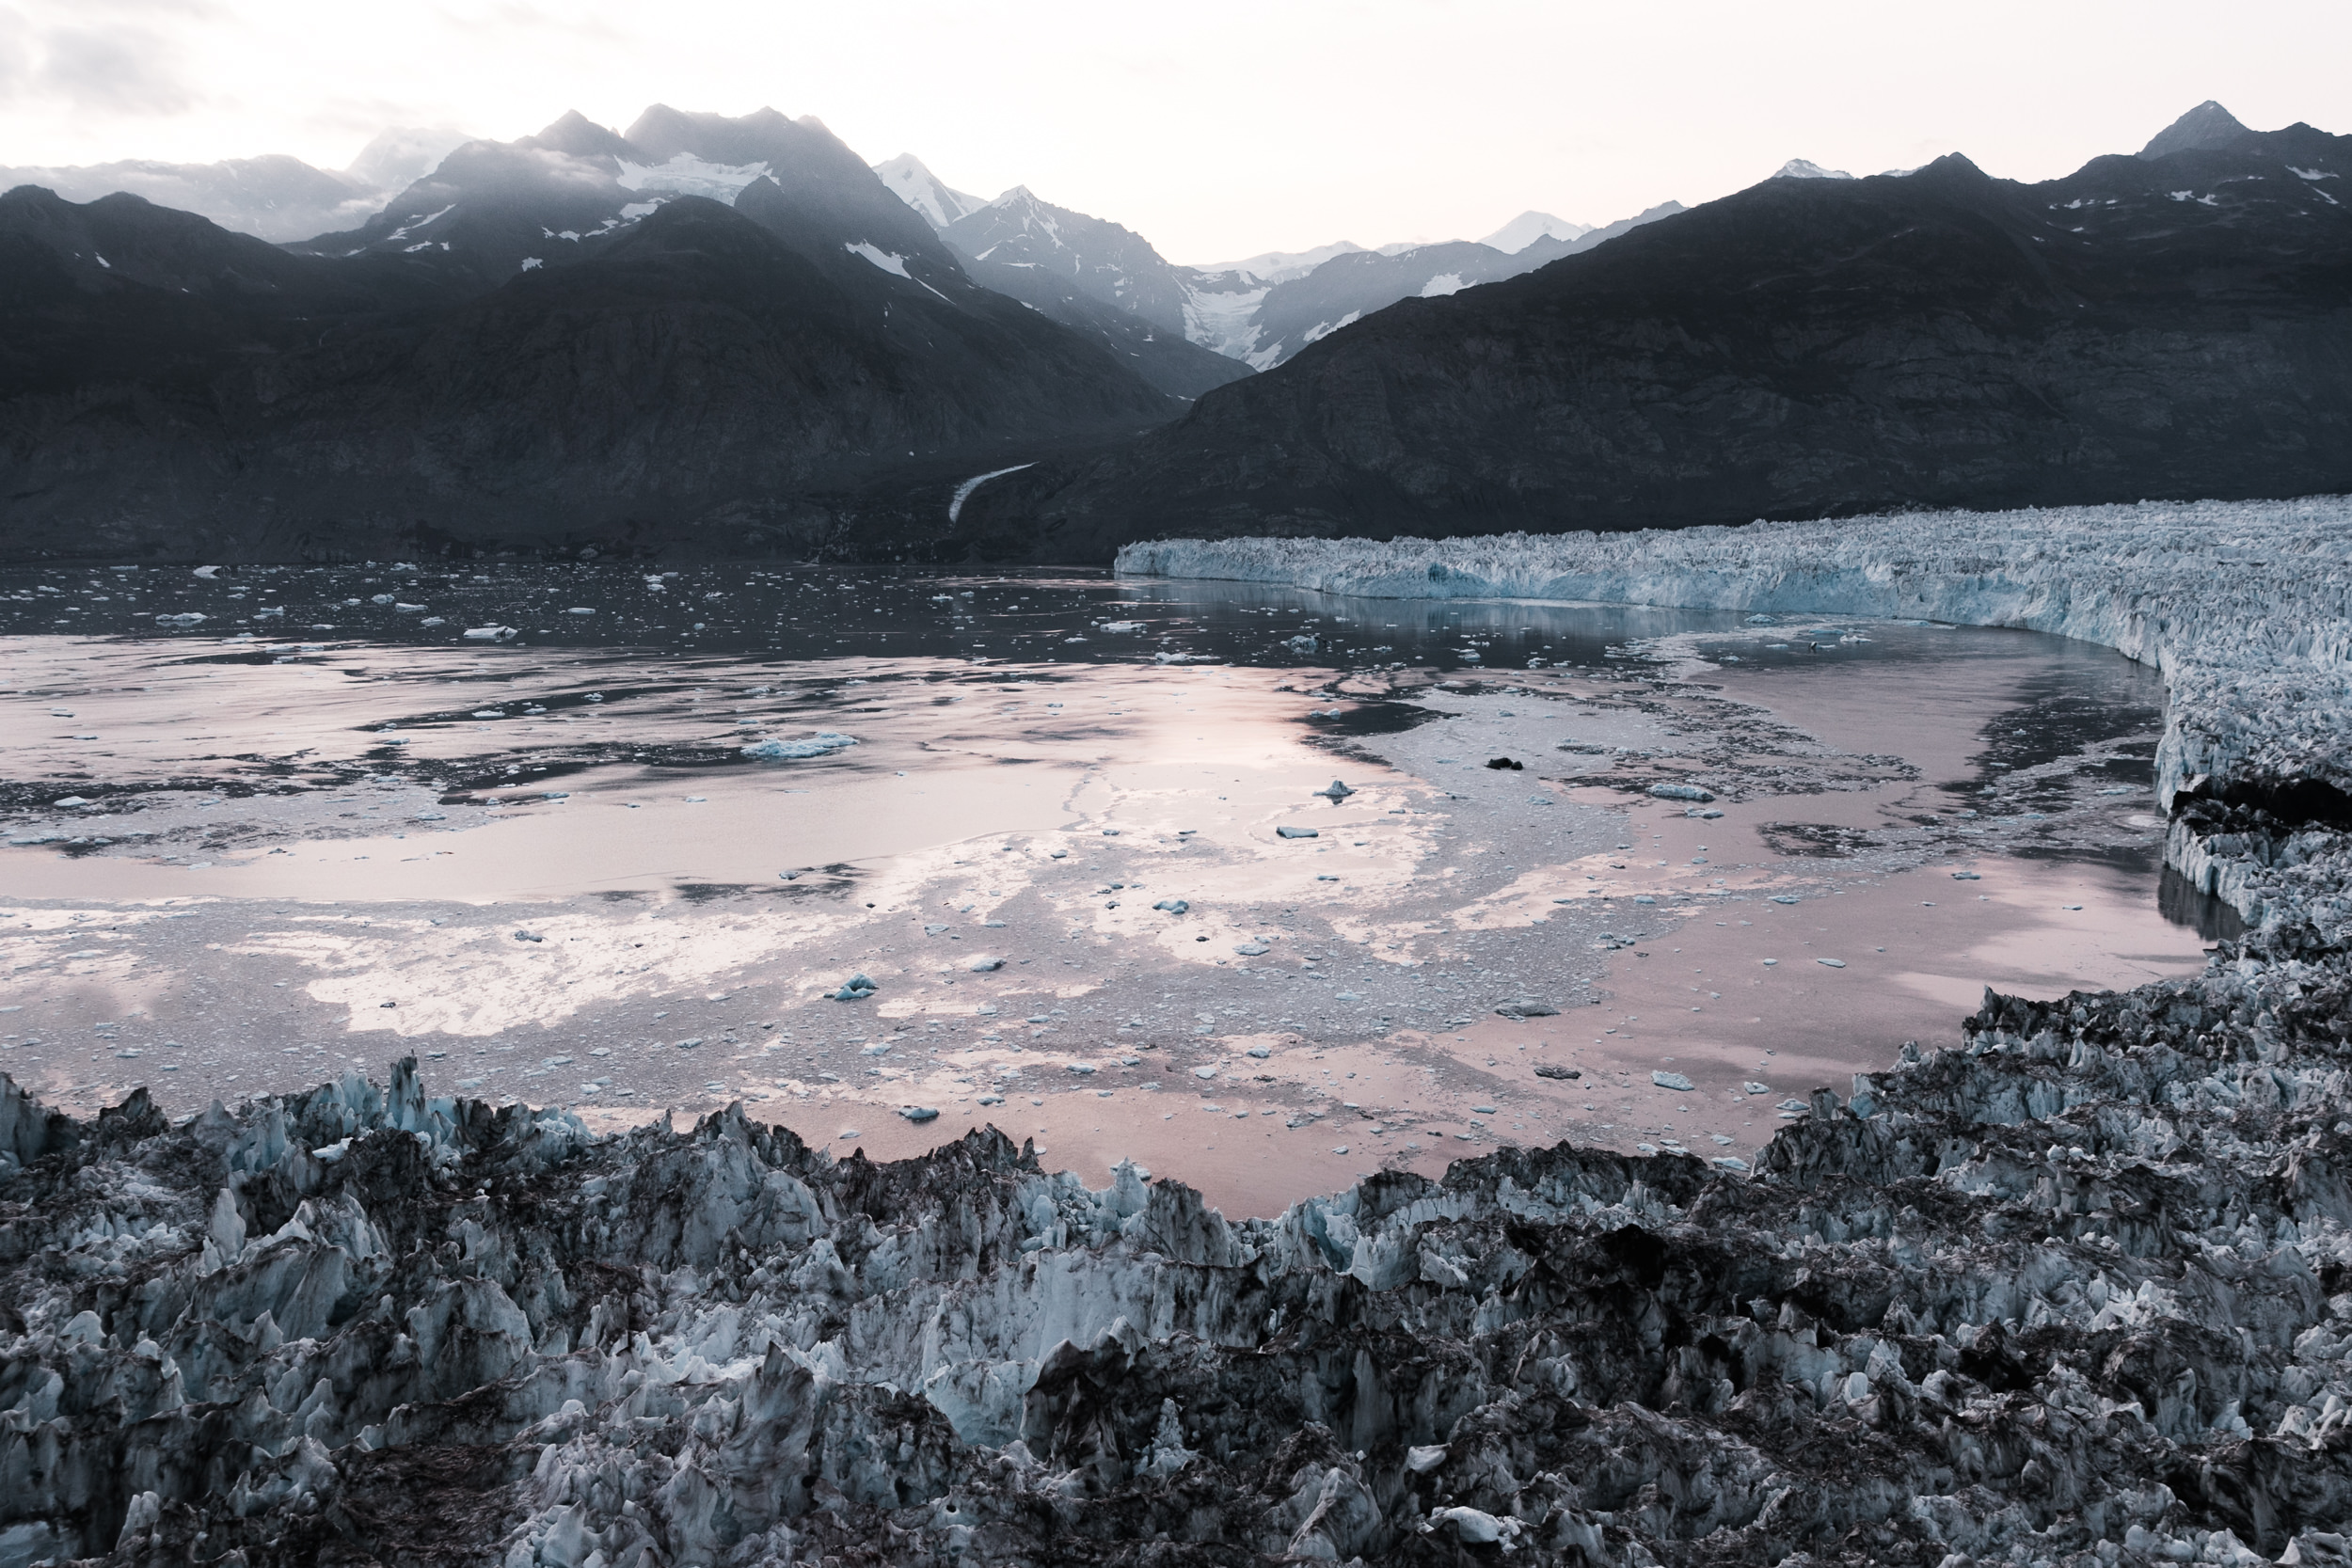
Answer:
13 499 2352 1564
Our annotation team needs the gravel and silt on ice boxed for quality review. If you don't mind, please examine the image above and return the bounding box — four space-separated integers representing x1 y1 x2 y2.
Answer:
0 562 2210 1213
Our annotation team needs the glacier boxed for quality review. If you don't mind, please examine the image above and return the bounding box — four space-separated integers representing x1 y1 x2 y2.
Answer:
1118 498 2352 935
11 499 2352 1563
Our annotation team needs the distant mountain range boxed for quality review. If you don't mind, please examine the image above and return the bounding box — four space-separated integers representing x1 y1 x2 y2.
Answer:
0 128 471 243
0 107 1183 562
869 162 1680 372
6 100 2344 565
955 102 2352 560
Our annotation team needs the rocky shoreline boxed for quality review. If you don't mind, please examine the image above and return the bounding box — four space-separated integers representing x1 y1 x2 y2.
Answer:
8 502 2352 1565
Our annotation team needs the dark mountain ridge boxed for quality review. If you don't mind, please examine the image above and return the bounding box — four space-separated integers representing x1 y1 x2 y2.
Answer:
0 110 1184 562
956 106 2352 560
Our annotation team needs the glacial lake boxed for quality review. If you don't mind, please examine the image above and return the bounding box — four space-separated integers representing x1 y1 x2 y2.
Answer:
0 562 2221 1213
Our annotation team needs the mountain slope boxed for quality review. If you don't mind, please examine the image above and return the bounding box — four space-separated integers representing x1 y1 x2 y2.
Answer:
942 187 1195 334
1478 211 1592 252
959 110 2352 560
1235 203 1685 369
0 112 1189 562
871 154 984 228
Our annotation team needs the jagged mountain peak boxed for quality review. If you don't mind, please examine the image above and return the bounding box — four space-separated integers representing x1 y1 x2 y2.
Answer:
2141 100 2253 159
526 110 635 161
1477 211 1592 253
1774 158 1854 181
871 154 983 229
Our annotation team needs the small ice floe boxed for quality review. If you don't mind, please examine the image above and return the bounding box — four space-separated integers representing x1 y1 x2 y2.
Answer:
511 930 543 943
833 973 879 1002
1652 1070 1694 1090
1097 621 1145 632
1744 1082 1772 1094
1276 826 1319 839
1315 779 1355 799
1817 958 1846 968
743 731 856 760
564 607 596 615
968 956 1005 972
1234 942 1270 956
898 1106 940 1123
1951 870 1982 880
1494 998 1559 1019
1282 634 1318 654
1648 783 1715 801
1770 895 1801 905
1152 898 1189 913
1534 1064 1579 1080
462 626 517 641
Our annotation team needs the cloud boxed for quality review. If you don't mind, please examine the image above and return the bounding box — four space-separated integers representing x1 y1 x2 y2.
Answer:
0 8 28 96
36 23 198 114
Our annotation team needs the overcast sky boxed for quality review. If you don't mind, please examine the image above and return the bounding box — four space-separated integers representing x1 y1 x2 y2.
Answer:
2 0 2346 262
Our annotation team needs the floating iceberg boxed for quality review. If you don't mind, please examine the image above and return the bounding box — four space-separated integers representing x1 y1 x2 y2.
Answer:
742 731 858 760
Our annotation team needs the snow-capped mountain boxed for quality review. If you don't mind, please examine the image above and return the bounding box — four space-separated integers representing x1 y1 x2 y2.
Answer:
1773 159 1855 180
287 105 962 293
1477 211 1594 252
870 154 984 229
1234 201 1686 370
0 127 471 244
942 186 1196 333
0 103 1191 562
929 185 1249 397
1185 242 1368 283
876 160 1686 373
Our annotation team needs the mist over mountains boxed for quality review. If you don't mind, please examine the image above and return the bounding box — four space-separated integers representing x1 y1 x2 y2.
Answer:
0 128 472 244
2 99 2347 563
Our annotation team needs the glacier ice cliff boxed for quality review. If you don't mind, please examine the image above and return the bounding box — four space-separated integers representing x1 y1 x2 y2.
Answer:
1120 498 2352 940
9 500 2352 1563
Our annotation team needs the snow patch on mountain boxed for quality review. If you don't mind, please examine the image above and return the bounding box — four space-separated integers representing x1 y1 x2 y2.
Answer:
1773 159 1855 180
872 152 985 229
1419 272 1467 297
618 154 775 201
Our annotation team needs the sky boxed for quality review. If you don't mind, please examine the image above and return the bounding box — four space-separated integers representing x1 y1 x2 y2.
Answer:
2 0 2347 264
